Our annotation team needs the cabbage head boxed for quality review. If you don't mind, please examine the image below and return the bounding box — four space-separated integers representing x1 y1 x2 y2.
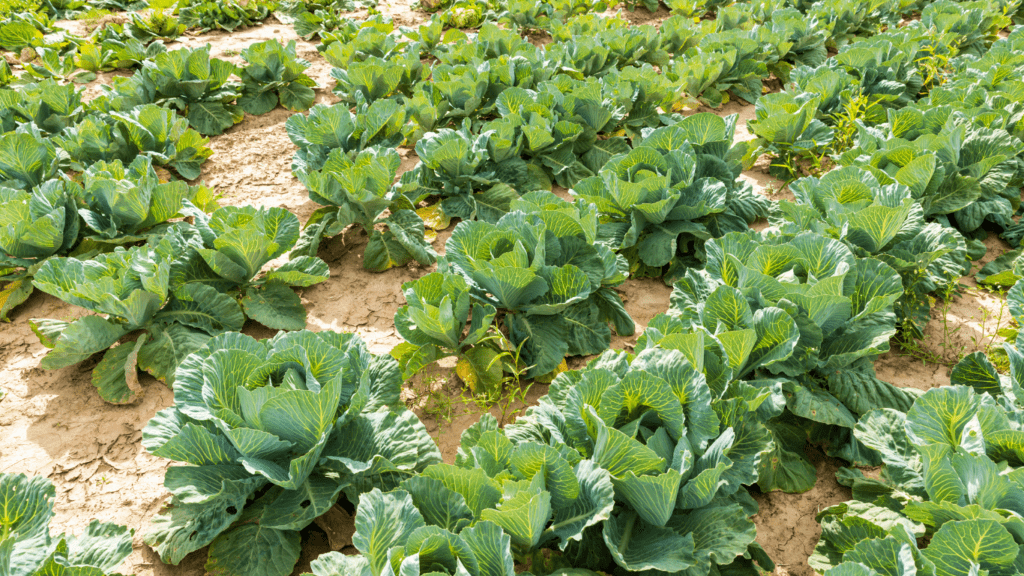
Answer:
142 330 441 576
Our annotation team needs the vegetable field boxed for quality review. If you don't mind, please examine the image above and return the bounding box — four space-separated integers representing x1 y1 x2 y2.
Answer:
1 0 1023 574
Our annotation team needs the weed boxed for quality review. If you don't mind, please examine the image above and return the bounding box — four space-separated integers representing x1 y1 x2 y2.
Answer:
914 43 951 96
462 332 537 427
418 372 459 436
972 286 1011 371
829 93 870 156
895 282 1013 369
895 282 960 365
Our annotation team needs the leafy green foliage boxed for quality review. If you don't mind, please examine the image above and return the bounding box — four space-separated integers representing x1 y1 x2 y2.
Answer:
77 156 216 243
755 8 829 81
74 37 167 73
0 182 79 271
573 114 769 282
0 472 133 576
0 130 58 189
833 35 924 116
286 99 407 174
238 39 317 115
331 49 424 106
0 60 13 88
977 249 1024 287
777 167 970 336
30 206 329 402
399 122 546 223
0 79 85 136
178 0 276 32
319 344 776 576
471 72 673 189
20 46 97 84
439 1 488 28
498 0 609 31
807 0 893 49
103 104 214 179
0 0 42 18
293 144 436 272
279 0 379 40
744 92 834 180
811 384 1024 575
5 153 215 320
0 13 51 52
142 329 441 576
920 0 1005 58
124 9 186 42
0 179 79 320
836 111 1024 238
440 192 634 377
393 271 499 395
138 44 243 135
663 230 916 492
319 14 406 66
666 29 770 108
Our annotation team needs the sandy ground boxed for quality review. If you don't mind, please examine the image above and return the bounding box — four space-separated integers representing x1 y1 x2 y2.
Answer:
0 10 1015 576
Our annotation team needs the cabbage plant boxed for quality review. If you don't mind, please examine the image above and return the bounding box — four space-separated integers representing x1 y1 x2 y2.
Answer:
0 79 85 135
143 330 441 576
54 106 213 178
292 145 436 272
811 385 1024 575
836 112 1024 240
920 0 1004 57
316 344 777 576
286 99 407 174
400 122 544 223
319 15 406 65
30 206 329 403
831 34 924 121
573 114 769 281
1 155 216 321
0 131 59 189
178 0 276 32
662 230 916 492
122 9 186 42
393 271 499 395
481 86 623 190
238 39 318 115
778 167 970 336
279 0 381 40
331 50 423 105
106 104 214 179
75 37 168 73
77 156 217 244
440 192 634 378
307 514 514 576
0 473 133 576
138 45 243 135
743 92 834 180
0 180 79 320
666 30 769 108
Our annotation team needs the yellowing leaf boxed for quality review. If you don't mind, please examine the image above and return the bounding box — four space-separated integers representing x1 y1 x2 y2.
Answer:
534 358 568 384
416 203 451 231
457 346 503 399
0 278 33 322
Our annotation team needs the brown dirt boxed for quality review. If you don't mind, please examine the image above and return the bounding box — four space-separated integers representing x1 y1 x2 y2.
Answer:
1 11 1014 576
876 231 1013 392
752 451 850 576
